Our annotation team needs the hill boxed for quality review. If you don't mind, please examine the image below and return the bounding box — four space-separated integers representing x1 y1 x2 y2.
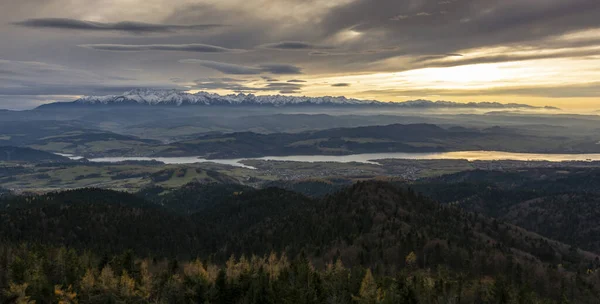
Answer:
0 146 69 162
413 168 600 253
160 123 595 158
0 120 161 158
2 181 600 302
0 188 200 256
138 181 252 214
263 179 349 197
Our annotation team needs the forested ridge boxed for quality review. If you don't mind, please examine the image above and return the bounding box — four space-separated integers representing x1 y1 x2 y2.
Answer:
413 168 600 253
1 181 600 303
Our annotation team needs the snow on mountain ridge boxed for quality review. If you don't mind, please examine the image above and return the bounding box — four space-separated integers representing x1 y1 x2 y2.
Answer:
71 89 554 109
75 89 375 106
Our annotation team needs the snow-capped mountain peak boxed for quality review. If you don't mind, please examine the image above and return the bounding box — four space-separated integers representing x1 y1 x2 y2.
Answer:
73 89 377 106
58 89 557 109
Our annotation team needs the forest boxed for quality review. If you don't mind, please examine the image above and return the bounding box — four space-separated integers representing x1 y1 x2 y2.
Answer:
1 181 600 303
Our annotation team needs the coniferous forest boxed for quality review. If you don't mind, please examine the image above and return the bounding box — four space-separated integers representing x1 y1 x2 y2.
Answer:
2 181 600 303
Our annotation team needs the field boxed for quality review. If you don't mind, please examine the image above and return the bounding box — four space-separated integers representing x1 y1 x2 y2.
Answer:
0 159 413 192
4 156 600 193
0 162 250 192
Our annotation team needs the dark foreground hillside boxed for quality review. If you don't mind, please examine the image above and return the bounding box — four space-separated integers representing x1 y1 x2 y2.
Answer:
1 181 600 303
413 168 600 253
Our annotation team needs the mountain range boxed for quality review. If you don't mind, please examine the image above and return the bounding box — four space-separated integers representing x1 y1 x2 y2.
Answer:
39 88 559 109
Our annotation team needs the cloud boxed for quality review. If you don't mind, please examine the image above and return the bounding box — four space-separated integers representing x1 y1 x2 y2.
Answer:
0 95 76 110
193 79 254 91
261 76 279 82
390 11 434 21
332 83 351 87
265 82 304 91
3 0 600 109
260 41 334 50
195 77 247 83
0 59 179 97
180 60 262 75
414 48 600 69
78 43 245 53
287 79 306 83
310 50 392 56
181 60 302 75
259 64 303 75
0 70 21 76
193 78 304 94
390 15 410 21
13 18 223 34
0 84 178 96
0 59 93 84
170 77 187 83
361 82 600 98
308 51 333 56
483 83 600 98
320 0 600 68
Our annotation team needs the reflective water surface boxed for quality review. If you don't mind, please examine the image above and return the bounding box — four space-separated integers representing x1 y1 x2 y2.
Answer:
73 151 600 168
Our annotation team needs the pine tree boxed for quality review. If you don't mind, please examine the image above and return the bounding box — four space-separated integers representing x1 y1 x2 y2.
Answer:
118 271 136 299
353 269 382 304
405 252 418 269
54 285 78 304
4 283 35 304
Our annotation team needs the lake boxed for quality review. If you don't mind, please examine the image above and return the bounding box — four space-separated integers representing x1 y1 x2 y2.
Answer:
70 151 600 168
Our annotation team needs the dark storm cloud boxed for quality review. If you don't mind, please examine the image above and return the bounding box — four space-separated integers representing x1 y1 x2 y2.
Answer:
260 41 334 50
181 60 302 75
13 18 224 34
79 43 244 53
332 83 351 87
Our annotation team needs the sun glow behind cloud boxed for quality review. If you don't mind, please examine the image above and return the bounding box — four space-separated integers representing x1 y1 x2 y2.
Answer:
181 54 600 111
3 1 600 110
284 56 600 111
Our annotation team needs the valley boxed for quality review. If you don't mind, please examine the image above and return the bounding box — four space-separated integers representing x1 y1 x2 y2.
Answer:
3 1 600 301
2 94 600 303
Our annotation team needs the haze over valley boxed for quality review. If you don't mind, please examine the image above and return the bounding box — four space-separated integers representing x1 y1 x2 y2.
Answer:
2 1 600 303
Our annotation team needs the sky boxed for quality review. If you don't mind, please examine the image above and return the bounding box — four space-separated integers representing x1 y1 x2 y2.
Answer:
1 0 600 110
